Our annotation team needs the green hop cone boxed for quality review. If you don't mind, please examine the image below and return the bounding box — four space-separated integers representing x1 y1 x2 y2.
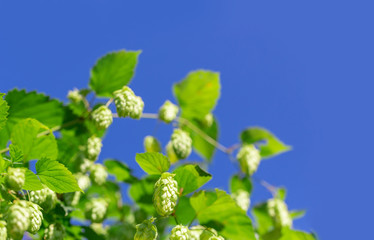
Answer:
79 158 93 173
85 198 108 223
231 190 250 212
134 218 158 240
153 172 178 216
113 86 144 119
200 113 214 128
67 88 83 103
236 144 261 176
200 228 224 240
91 105 113 129
166 141 179 164
44 223 65 240
144 136 162 153
267 198 292 228
158 100 179 123
27 202 43 234
90 164 108 185
86 136 103 161
29 188 57 212
5 167 26 191
75 173 91 191
170 225 191 240
0 220 7 240
6 200 30 239
171 129 192 160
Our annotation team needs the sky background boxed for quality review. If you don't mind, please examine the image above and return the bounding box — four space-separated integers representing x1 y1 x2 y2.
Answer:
1 1 373 239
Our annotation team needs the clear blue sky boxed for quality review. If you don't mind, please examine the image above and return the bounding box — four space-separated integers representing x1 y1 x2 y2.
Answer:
1 1 373 239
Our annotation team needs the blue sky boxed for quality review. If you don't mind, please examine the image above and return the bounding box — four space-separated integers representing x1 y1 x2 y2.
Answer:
1 1 373 239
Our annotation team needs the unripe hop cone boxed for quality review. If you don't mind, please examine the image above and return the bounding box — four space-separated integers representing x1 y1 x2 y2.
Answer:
0 220 7 240
6 200 30 239
91 105 113 129
144 136 162 153
113 86 144 119
86 136 102 161
153 172 178 216
44 223 65 240
158 100 179 123
5 167 26 191
28 202 43 234
236 144 261 176
134 218 158 240
171 129 192 159
29 187 57 212
90 164 108 185
231 189 250 212
67 88 83 103
170 225 191 240
267 198 292 228
85 198 108 223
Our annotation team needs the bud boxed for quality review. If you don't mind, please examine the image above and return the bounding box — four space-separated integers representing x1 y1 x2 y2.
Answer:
5 167 26 191
0 220 7 240
134 218 158 240
29 187 57 212
153 172 178 216
158 100 179 123
267 198 292 228
27 202 43 234
90 164 108 185
85 198 108 223
113 86 144 119
166 141 178 164
86 136 102 161
171 129 192 159
200 113 214 128
6 200 30 239
170 225 191 240
44 223 65 240
91 105 113 129
236 145 261 176
231 190 250 212
144 136 162 153
67 88 83 103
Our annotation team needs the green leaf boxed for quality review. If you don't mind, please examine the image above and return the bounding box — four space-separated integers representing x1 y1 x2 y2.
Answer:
10 118 58 161
174 196 196 225
36 157 81 193
252 202 274 235
276 187 287 200
0 93 9 131
190 189 256 240
240 127 291 158
135 152 170 175
280 229 317 240
129 176 158 214
89 50 141 97
173 70 221 119
230 175 252 194
104 159 137 183
173 164 212 196
8 144 23 163
290 209 306 220
23 169 44 191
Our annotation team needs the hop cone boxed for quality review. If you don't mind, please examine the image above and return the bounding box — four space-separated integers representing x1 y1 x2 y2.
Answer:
231 190 250 211
67 88 83 103
166 141 178 164
200 113 214 128
79 158 93 173
90 164 108 185
75 173 91 191
27 202 43 234
5 167 26 191
153 172 178 216
44 223 65 240
134 218 158 240
0 220 7 240
6 200 30 239
85 198 108 223
86 136 102 161
158 100 179 123
144 136 162 153
29 188 57 212
171 129 192 159
236 145 261 176
113 86 144 119
170 225 191 240
189 225 205 240
267 198 292 228
91 105 113 129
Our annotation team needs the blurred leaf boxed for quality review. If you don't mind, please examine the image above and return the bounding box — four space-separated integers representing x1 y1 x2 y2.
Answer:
129 175 158 214
290 210 306 220
252 202 274 235
23 169 43 191
173 164 212 196
104 159 137 183
135 152 170 175
230 174 252 194
0 93 9 131
174 196 196 225
56 130 81 166
277 187 287 200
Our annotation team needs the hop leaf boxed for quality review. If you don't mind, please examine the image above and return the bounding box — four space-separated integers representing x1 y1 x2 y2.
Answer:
44 223 65 240
91 105 113 129
134 218 158 240
6 200 31 239
29 187 57 212
171 129 192 160
158 100 179 123
0 220 7 240
113 86 144 119
85 198 108 223
5 167 26 191
63 192 81 207
267 198 293 228
153 172 179 216
170 225 191 240
231 190 250 212
67 88 83 103
143 136 162 153
90 164 108 185
86 136 103 161
236 145 261 176
27 202 43 234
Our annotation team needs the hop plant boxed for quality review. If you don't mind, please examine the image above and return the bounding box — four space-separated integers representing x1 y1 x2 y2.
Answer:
85 198 108 223
75 173 91 191
90 164 108 185
86 136 103 161
166 141 178 164
158 100 179 123
29 188 57 212
231 190 250 212
6 200 30 239
113 86 144 119
153 172 179 216
134 218 158 240
200 228 224 240
171 129 192 159
267 198 292 228
44 223 65 240
236 144 261 176
67 88 83 103
64 192 81 207
200 113 214 128
79 158 93 173
91 105 113 129
170 225 191 240
0 220 7 240
190 225 205 240
27 202 43 234
144 136 162 153
5 167 26 191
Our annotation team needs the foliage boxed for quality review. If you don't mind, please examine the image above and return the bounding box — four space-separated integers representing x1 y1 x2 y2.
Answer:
0 49 316 240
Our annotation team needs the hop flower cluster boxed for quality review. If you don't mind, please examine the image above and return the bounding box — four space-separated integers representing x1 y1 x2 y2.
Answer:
86 136 103 161
85 198 108 223
267 198 292 228
144 135 162 153
236 144 261 176
153 173 179 216
171 129 192 159
90 164 108 185
114 86 144 119
67 88 83 103
170 225 191 240
75 173 91 191
158 100 179 123
0 220 6 240
134 218 158 240
91 105 113 129
44 223 65 240
29 188 57 212
5 167 26 191
231 190 250 212
28 202 43 234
